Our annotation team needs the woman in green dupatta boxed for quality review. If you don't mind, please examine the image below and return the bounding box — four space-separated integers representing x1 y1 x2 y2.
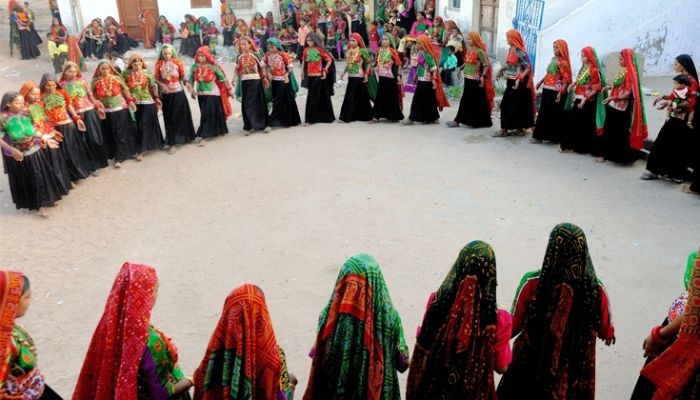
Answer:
303 254 409 400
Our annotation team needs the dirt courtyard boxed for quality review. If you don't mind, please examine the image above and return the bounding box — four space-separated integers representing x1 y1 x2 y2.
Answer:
1 51 699 399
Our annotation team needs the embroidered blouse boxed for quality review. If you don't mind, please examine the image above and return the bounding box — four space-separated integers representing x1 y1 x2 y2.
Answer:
303 47 331 76
26 102 56 137
92 75 130 111
265 51 292 80
345 47 370 77
62 79 97 112
187 63 227 95
542 56 571 93
504 48 530 79
0 112 40 155
608 67 631 111
42 90 72 125
376 48 398 78
155 59 186 94
462 47 488 80
416 51 437 81
123 69 158 104
573 66 602 100
236 52 264 80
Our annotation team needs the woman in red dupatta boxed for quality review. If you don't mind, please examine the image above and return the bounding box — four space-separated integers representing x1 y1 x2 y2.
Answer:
72 262 193 400
448 31 493 128
186 46 232 144
0 272 62 399
193 284 295 400
597 48 648 164
407 241 512 400
561 46 606 154
531 39 571 143
638 249 700 399
404 34 448 125
494 29 535 137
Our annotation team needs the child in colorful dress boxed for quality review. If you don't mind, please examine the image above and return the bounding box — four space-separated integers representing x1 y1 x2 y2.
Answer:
439 45 457 86
0 92 64 214
265 38 302 128
205 21 219 55
221 7 236 47
122 54 164 161
20 81 71 192
154 45 196 150
91 61 137 168
339 33 372 122
187 46 232 146
302 32 335 124
40 73 95 181
233 36 271 135
371 34 404 122
156 15 176 46
59 62 109 170
279 25 299 54
368 20 380 54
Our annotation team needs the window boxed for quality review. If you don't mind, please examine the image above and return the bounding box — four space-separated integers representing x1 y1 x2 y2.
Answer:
191 0 212 8
230 0 253 9
450 0 460 10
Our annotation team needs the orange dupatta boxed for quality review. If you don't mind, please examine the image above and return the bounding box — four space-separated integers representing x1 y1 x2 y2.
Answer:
417 34 449 110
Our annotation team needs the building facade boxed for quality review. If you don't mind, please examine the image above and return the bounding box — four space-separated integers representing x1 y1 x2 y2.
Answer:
436 0 700 78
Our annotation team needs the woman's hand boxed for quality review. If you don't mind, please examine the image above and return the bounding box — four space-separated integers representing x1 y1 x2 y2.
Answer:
480 76 485 88
10 148 24 161
603 334 616 346
322 70 327 80
578 98 586 109
602 97 612 105
642 334 660 358
555 92 562 103
97 109 106 120
513 79 520 90
155 98 162 109
77 119 87 131
46 138 59 149
128 102 137 112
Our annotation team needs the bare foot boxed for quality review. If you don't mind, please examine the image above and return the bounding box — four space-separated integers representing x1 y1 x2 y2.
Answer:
595 157 606 163
198 139 207 147
682 183 699 194
38 207 49 218
136 153 144 162
559 148 573 154
529 138 542 144
114 161 122 169
168 146 176 155
368 119 378 124
244 130 252 136
264 126 272 133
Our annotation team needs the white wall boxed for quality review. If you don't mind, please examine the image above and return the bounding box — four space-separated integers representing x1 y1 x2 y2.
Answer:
437 0 474 33
534 0 700 80
57 0 119 34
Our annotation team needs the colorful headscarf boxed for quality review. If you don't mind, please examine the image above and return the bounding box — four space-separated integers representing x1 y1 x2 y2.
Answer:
72 262 158 400
686 251 699 291
0 271 26 385
125 52 148 70
194 46 233 118
417 34 449 110
60 62 83 85
505 29 536 117
237 35 259 54
266 37 284 51
66 35 85 71
193 284 292 400
407 241 498 400
468 31 495 112
350 32 366 48
642 250 700 399
553 39 571 82
580 46 607 135
19 81 37 100
497 223 601 399
302 254 409 400
619 48 648 150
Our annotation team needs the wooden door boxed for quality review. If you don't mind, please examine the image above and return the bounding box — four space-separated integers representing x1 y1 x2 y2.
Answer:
117 0 160 40
479 0 498 55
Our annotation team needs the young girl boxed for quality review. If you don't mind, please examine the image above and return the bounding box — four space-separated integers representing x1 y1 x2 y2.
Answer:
155 15 176 46
531 39 571 143
154 45 196 150
233 36 271 135
80 18 105 60
60 62 109 170
302 32 336 124
73 263 194 400
404 34 448 125
207 21 220 55
122 54 164 161
265 38 302 128
221 7 236 47
40 74 95 181
371 34 404 122
368 20 380 53
494 29 535 137
0 92 64 214
187 46 232 145
339 33 372 123
0 272 63 398
179 22 194 57
92 61 137 168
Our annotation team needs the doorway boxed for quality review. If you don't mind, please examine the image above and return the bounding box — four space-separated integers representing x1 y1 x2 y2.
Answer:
117 0 159 40
478 0 498 55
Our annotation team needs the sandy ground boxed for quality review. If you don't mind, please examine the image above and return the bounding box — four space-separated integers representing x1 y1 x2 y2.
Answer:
1 46 699 399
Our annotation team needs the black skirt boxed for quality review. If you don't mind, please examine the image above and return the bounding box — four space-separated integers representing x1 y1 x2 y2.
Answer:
269 80 301 128
532 88 564 142
162 91 196 145
305 76 335 124
179 37 198 57
80 109 109 169
500 78 534 130
372 76 404 121
19 29 41 60
81 38 103 59
56 123 94 180
102 109 136 162
646 117 693 180
339 77 372 122
454 78 492 128
4 149 63 210
409 80 440 123
241 79 270 131
135 103 164 153
599 105 639 164
351 20 369 49
196 95 228 138
41 146 71 196
223 28 235 46
560 98 597 154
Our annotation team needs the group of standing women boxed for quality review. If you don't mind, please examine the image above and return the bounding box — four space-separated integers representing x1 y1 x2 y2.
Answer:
32 222 700 399
0 45 201 216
